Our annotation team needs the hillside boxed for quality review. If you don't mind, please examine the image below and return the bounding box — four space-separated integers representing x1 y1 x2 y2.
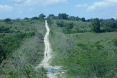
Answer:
49 19 117 78
0 19 48 78
0 14 117 78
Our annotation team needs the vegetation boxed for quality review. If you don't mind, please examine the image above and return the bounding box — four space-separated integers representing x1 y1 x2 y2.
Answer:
48 18 117 78
102 19 117 32
1 13 117 78
0 32 35 63
0 18 48 78
58 13 69 20
4 18 11 23
56 19 91 33
39 13 46 21
91 18 100 33
0 26 12 33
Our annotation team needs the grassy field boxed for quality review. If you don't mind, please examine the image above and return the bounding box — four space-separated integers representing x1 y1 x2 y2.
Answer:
49 19 117 78
1 18 117 78
0 19 48 78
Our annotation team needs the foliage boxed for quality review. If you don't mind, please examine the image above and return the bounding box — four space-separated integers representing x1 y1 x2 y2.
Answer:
0 32 35 63
58 13 69 20
56 21 64 27
63 22 74 34
0 19 47 77
91 18 100 33
39 13 46 21
0 26 12 33
81 17 86 22
24 17 29 20
113 39 117 47
65 22 74 29
31 17 38 20
70 43 117 78
49 19 117 78
69 16 80 21
103 19 117 32
4 18 11 23
47 14 55 19
1 64 48 78
47 18 53 26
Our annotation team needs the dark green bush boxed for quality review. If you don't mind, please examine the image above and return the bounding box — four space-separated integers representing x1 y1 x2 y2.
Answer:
113 39 117 47
0 26 11 33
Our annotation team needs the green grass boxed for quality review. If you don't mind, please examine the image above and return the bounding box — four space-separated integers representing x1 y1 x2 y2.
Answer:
49 19 117 78
0 20 48 78
55 19 91 33
69 32 117 46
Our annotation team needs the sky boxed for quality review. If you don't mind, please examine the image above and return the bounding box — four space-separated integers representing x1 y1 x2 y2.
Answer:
0 0 117 19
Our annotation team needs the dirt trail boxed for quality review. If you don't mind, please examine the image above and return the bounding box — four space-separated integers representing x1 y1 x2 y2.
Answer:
35 20 63 78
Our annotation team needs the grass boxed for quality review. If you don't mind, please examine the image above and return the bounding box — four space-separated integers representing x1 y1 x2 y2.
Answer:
0 20 48 78
49 19 117 78
69 32 117 46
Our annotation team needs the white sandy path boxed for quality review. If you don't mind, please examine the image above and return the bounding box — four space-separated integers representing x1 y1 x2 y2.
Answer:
40 20 51 68
35 20 61 78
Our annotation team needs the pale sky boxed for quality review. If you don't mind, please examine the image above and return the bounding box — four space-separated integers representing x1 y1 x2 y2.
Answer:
0 0 117 19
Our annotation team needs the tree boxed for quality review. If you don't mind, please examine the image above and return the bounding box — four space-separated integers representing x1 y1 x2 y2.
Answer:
58 13 69 20
81 17 86 22
91 18 100 33
76 16 80 21
31 17 38 20
69 16 76 21
39 13 46 21
103 19 117 32
24 17 29 20
47 14 55 19
4 18 11 23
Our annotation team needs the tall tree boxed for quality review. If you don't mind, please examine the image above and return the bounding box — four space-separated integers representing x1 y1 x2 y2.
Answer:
81 17 86 22
39 14 46 21
91 18 100 33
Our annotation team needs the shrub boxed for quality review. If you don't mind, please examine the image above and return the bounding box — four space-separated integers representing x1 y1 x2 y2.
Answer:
113 39 117 47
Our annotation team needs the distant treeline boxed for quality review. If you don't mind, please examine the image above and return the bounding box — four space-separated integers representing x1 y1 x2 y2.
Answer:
1 13 117 33
45 13 117 33
47 13 117 22
47 13 117 33
1 13 117 24
47 13 87 22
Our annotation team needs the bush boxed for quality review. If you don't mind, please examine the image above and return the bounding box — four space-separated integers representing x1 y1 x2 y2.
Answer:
0 32 35 63
65 43 117 77
4 18 11 23
56 21 64 27
0 26 11 33
113 39 117 47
